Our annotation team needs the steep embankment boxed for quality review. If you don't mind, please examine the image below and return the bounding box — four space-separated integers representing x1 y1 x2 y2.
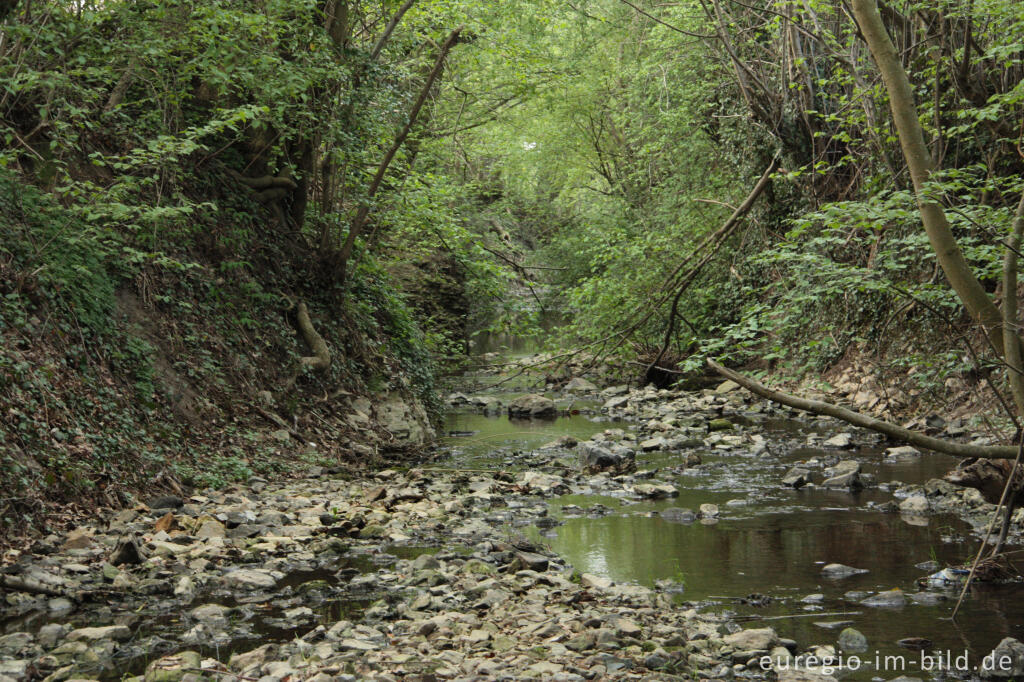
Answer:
0 170 441 547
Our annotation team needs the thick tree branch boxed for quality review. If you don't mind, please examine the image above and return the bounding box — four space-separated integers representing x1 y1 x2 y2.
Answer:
707 359 1019 458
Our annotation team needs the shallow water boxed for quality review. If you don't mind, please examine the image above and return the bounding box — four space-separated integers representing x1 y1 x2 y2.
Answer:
443 396 1024 680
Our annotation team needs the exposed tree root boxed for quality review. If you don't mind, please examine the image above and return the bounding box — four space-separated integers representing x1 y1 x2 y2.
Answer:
706 359 1019 458
952 439 1023 620
296 301 330 372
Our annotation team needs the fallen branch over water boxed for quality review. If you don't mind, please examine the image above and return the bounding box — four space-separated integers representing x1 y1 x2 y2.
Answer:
706 359 1019 459
735 611 863 622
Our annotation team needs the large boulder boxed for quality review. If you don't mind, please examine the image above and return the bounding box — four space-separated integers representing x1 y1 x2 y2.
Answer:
508 393 557 419
982 637 1024 678
578 441 635 475
822 460 862 490
564 377 598 393
377 392 436 444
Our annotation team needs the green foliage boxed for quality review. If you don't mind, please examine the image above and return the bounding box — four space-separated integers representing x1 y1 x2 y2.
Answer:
0 168 116 334
349 260 443 419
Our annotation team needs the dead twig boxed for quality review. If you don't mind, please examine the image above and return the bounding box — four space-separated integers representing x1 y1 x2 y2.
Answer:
951 437 1024 620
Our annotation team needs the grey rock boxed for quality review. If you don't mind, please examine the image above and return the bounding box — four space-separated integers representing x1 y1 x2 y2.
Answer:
639 436 667 452
37 623 69 649
148 495 183 510
836 627 867 652
109 535 147 566
145 650 201 682
633 483 678 499
513 551 549 572
908 592 946 605
223 568 277 590
900 496 930 514
603 395 630 409
190 604 230 624
884 446 921 462
782 467 813 488
715 380 741 393
0 633 33 657
660 507 696 523
823 433 854 448
723 627 778 651
508 393 557 418
578 441 635 475
411 553 440 571
982 637 1024 677
644 652 669 669
860 589 906 608
777 671 838 682
67 625 132 642
822 460 862 489
820 563 868 578
698 503 720 518
565 377 598 393
708 418 733 432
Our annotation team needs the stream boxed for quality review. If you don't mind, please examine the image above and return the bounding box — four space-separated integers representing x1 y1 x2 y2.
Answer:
443 367 1024 680
3 362 1024 680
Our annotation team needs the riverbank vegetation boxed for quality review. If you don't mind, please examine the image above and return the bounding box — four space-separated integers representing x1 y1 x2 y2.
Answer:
2 0 1024 539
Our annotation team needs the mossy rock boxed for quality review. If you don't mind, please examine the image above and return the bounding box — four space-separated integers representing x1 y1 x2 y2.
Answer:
358 523 387 539
707 419 734 432
145 651 202 682
461 559 496 575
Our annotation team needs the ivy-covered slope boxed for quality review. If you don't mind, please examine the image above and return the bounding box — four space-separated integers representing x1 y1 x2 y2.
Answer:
0 0 474 543
0 166 444 543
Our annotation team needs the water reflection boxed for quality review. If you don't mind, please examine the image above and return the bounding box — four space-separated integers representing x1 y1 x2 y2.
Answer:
442 401 1024 679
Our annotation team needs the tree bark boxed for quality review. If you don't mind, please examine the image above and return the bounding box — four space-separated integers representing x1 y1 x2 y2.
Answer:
707 359 1019 458
297 301 331 371
850 0 1010 356
1004 193 1024 415
325 0 350 50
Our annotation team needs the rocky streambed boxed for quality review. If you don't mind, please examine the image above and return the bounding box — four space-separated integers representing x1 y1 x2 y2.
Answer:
2 379 1024 681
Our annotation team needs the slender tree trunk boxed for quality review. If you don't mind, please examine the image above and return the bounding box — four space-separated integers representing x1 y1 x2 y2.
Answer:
1004 194 1024 416
850 0 1010 356
334 26 463 285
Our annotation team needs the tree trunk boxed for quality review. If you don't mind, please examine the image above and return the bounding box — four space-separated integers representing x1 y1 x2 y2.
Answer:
850 0 1011 357
1004 193 1024 415
335 26 464 285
